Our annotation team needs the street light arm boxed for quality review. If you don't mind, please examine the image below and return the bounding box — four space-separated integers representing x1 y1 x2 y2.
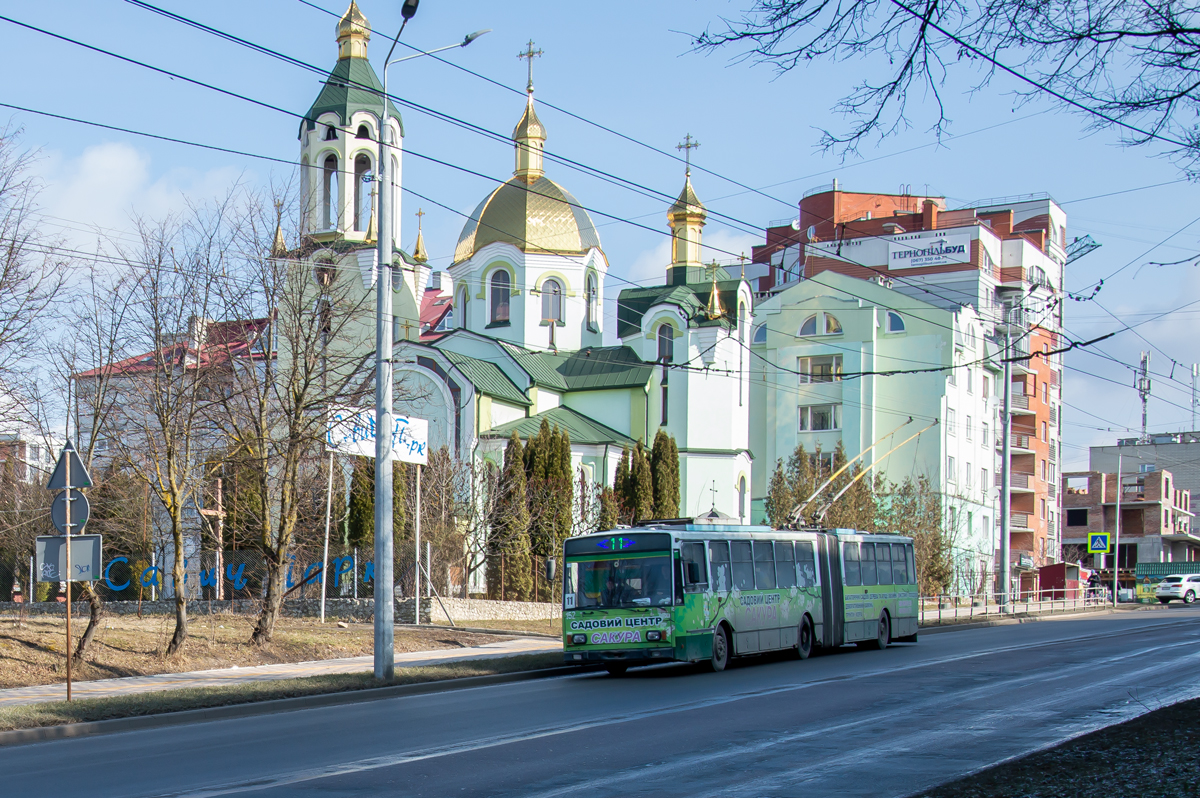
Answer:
387 30 491 68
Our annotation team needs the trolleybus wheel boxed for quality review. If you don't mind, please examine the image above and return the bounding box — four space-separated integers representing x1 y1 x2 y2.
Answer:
710 625 730 672
604 663 628 677
869 613 890 650
797 617 813 660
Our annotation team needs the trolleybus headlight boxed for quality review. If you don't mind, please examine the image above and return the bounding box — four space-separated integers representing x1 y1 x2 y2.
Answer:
571 634 587 645
646 630 662 642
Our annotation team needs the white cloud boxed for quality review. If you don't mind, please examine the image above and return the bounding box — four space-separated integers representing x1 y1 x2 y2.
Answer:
34 141 245 251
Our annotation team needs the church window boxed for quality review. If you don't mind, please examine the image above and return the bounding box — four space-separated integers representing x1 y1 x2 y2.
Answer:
490 270 511 324
738 476 747 520
353 154 373 233
824 313 843 334
657 324 674 363
752 323 767 345
322 155 339 231
541 278 563 323
324 125 338 141
887 311 905 333
799 315 818 336
661 385 669 425
585 273 597 329
457 286 468 329
355 124 371 140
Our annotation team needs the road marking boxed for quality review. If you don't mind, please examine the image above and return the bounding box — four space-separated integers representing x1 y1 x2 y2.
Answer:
144 615 1200 797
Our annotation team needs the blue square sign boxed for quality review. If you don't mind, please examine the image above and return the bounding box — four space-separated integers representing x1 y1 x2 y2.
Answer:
1088 533 1111 554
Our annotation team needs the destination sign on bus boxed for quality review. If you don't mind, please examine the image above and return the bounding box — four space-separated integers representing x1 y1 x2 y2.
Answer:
568 616 664 631
564 532 671 557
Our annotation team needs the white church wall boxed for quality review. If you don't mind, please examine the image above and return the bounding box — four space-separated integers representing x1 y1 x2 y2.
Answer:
563 389 634 439
490 400 526 429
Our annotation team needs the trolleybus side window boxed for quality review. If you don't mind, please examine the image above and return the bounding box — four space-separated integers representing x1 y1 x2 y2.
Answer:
709 541 731 592
754 541 776 589
681 542 708 592
731 541 755 590
843 542 861 586
876 542 893 585
906 544 916 586
796 541 817 588
889 543 905 584
860 543 877 586
775 541 797 588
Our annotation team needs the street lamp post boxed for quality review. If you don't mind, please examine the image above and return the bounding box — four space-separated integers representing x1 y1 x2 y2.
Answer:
372 2 487 681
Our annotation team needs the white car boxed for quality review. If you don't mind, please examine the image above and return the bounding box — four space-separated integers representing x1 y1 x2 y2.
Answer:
1156 574 1200 604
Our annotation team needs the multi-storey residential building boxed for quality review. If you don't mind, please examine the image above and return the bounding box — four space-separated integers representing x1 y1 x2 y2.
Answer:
749 271 1000 591
1090 432 1200 503
752 185 1066 595
0 430 61 484
1062 468 1199 594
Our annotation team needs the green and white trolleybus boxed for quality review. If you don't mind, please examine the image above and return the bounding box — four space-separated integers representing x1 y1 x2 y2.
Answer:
561 523 919 674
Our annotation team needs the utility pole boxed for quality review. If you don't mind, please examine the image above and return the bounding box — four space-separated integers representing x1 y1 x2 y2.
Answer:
1137 351 1152 443
1113 453 1122 608
998 296 1018 610
1191 364 1198 431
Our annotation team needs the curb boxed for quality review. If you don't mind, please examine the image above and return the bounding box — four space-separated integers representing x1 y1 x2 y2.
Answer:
421 624 560 640
0 662 594 748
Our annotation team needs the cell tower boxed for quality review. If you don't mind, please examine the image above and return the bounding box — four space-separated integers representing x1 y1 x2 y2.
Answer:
1137 351 1152 443
1192 364 1198 431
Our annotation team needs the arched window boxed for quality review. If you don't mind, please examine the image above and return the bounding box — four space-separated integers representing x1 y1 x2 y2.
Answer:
738 476 747 519
799 315 818 336
355 124 371 140
353 154 372 232
300 155 311 231
490 270 511 324
324 125 338 141
541 278 563 323
585 272 597 329
824 313 843 334
457 286 469 329
738 303 747 340
752 323 767 345
657 324 674 363
322 154 338 231
887 311 905 333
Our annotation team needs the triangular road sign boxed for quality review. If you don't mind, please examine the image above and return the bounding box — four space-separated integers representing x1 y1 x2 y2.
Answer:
46 440 93 491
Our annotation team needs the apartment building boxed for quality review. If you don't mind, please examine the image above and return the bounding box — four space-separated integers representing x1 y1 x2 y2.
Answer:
752 184 1067 595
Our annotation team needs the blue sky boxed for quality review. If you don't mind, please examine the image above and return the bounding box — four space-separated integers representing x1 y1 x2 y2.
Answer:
2 0 1198 470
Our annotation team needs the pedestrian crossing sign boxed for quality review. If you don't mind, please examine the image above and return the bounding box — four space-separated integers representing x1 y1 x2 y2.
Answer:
1088 533 1111 554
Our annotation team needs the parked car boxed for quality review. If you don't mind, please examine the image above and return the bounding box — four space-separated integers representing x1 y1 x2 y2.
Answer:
1155 574 1200 604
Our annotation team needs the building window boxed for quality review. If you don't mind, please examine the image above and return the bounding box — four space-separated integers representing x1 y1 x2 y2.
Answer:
799 313 842 336
540 278 563 323
947 408 956 433
490 270 511 324
799 404 841 431
1042 382 1048 403
752 323 767 345
657 324 674 363
457 287 468 329
1040 498 1047 518
324 125 338 141
585 272 597 329
1041 459 1046 480
800 315 818 336
947 456 956 482
798 355 842 383
982 467 988 492
661 385 669 425
982 422 989 447
824 313 842 334
355 124 371 140
982 375 990 398
966 367 973 394
966 415 973 440
738 476 747 519
886 311 905 333
353 153 372 232
322 154 338 231
966 462 973 489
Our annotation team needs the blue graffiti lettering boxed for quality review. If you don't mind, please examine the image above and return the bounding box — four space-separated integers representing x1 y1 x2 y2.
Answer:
333 556 353 588
141 566 160 587
105 556 130 591
226 562 248 591
363 561 374 584
200 568 219 587
303 562 323 586
286 556 296 589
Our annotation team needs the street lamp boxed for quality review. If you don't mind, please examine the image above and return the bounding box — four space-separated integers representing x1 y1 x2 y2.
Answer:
372 8 488 681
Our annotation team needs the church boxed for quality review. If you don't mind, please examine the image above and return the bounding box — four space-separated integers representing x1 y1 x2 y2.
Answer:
295 3 755 525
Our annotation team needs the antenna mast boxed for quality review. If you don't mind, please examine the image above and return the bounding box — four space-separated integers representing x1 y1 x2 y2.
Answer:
1136 351 1152 443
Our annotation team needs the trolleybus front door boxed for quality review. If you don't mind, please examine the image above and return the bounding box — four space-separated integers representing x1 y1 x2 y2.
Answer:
817 533 843 647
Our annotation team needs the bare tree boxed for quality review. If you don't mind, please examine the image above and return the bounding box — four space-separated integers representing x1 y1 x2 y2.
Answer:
696 1 1200 171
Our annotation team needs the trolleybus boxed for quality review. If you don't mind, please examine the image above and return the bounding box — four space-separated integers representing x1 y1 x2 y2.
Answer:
561 523 918 674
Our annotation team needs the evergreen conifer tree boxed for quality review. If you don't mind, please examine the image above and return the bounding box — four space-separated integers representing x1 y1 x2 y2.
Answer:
631 440 655 522
650 430 680 518
489 432 533 600
613 445 632 522
555 429 574 542
598 486 618 531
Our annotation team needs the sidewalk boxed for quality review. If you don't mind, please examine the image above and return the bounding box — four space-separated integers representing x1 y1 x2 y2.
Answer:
0 637 563 707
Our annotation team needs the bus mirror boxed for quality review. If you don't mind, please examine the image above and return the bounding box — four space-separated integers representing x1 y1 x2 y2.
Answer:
686 562 701 584
545 557 556 582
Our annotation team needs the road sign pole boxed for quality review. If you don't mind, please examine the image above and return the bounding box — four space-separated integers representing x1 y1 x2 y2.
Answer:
1113 453 1122 609
46 439 94 702
64 475 72 702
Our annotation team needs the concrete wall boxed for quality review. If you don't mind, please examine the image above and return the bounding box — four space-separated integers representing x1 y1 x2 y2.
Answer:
430 597 561 624
0 597 432 624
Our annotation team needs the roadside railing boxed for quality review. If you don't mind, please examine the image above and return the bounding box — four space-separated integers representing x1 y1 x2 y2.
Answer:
919 589 1114 625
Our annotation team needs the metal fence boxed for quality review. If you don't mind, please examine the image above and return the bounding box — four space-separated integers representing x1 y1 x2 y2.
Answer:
919 589 1117 624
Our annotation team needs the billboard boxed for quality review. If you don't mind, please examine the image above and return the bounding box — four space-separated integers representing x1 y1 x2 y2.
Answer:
326 405 428 465
888 234 972 269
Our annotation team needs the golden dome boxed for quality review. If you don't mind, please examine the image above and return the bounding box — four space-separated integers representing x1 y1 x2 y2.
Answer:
336 2 371 59
454 177 601 263
669 175 706 220
512 97 545 142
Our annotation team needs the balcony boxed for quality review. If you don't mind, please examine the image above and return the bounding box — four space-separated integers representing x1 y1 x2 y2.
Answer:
995 471 1035 492
998 433 1034 452
1007 394 1035 414
1010 513 1032 530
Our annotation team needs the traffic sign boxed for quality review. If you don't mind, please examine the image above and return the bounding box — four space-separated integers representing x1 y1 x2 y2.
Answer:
51 490 90 535
36 534 102 582
46 440 92 490
1088 532 1111 554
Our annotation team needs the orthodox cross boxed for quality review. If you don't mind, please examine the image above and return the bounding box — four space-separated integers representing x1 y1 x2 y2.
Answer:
415 207 425 230
709 481 719 509
739 252 748 280
676 133 700 177
518 40 543 94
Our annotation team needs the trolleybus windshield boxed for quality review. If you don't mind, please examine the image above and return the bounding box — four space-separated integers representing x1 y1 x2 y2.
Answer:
565 556 673 609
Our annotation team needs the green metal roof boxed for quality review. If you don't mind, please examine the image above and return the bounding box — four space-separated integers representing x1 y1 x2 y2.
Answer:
615 278 742 338
301 57 402 137
483 405 635 446
498 342 653 391
441 350 530 406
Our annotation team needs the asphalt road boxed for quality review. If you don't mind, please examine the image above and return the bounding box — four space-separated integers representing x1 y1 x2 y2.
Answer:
4 608 1200 798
